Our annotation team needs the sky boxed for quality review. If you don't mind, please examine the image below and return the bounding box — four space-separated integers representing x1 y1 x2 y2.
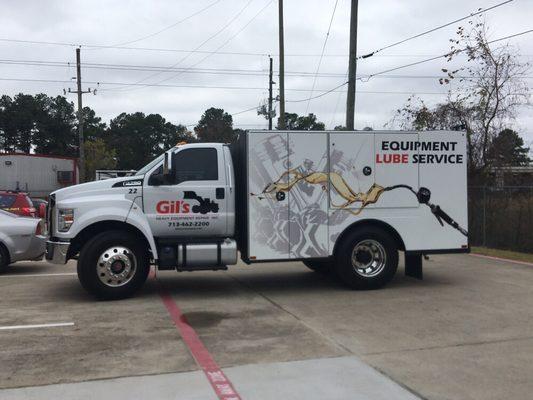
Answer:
0 0 532 146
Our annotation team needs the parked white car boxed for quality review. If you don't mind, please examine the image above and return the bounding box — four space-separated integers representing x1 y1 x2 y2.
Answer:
0 209 46 271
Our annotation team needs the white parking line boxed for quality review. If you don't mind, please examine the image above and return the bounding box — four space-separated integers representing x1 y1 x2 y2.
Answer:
0 322 75 331
0 273 76 278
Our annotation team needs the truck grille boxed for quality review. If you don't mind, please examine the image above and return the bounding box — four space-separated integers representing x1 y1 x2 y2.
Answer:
48 194 55 237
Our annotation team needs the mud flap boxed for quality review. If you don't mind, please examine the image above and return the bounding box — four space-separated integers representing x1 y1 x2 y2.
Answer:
405 253 423 280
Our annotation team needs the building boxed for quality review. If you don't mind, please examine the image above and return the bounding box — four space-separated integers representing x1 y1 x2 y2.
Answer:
0 153 79 198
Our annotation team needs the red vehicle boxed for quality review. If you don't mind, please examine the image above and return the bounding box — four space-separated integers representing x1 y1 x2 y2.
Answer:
0 191 39 218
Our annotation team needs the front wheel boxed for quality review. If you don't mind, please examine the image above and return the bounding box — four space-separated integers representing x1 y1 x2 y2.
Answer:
334 227 398 290
77 231 150 300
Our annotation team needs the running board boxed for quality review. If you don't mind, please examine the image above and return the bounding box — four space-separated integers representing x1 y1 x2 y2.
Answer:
176 265 228 272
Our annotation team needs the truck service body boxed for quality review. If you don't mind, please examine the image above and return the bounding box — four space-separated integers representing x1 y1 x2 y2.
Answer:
46 130 469 299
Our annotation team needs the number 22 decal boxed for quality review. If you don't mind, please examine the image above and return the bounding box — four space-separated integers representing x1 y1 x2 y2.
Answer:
128 188 138 194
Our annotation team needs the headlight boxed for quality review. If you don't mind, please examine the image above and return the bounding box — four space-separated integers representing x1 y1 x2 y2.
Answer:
58 209 74 232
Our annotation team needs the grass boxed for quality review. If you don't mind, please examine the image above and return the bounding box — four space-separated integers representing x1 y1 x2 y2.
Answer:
471 246 533 264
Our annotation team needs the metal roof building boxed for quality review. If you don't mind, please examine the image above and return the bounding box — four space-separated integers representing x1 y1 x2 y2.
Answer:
0 153 79 198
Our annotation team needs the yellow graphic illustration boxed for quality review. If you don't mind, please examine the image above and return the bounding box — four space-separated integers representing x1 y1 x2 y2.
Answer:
254 168 387 215
252 168 468 236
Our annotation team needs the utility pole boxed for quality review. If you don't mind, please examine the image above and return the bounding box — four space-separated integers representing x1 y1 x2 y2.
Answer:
345 0 358 130
67 47 95 183
268 57 274 130
278 0 285 129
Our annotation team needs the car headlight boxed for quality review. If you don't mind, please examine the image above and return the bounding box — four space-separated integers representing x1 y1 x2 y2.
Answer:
58 208 74 232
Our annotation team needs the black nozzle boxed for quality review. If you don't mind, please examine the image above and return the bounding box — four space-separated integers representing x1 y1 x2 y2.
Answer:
417 187 431 204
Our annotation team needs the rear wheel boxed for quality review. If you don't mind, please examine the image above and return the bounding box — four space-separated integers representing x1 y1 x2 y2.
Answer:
0 244 9 273
334 227 398 290
77 230 150 300
303 260 331 274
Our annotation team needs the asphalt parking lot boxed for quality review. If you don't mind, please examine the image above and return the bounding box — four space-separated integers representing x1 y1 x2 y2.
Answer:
0 254 532 400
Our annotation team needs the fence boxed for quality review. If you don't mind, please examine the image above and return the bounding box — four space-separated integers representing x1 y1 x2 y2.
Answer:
468 186 533 253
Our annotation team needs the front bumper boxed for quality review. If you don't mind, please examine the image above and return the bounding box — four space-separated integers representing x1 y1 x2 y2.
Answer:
45 240 70 264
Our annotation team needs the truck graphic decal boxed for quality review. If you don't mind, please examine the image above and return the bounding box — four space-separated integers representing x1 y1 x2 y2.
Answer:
183 191 219 214
156 191 219 215
253 169 468 237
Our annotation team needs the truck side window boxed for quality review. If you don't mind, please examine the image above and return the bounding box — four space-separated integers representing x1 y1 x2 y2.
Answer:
173 148 218 184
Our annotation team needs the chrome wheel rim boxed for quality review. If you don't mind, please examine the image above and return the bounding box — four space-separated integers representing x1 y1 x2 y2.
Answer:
351 239 387 277
97 246 136 287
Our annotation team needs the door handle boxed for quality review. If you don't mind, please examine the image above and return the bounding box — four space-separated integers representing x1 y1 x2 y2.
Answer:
216 187 225 199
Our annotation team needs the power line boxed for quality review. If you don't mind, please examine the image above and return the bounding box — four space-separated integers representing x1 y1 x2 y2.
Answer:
106 0 222 47
137 0 275 91
185 102 276 127
286 82 348 103
329 68 348 127
3 35 529 58
357 0 514 59
0 77 458 97
305 0 339 114
106 0 256 91
2 58 533 80
284 28 533 104
360 28 533 81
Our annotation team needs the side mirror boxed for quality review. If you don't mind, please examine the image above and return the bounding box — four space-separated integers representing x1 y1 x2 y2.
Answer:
38 203 47 219
163 149 173 176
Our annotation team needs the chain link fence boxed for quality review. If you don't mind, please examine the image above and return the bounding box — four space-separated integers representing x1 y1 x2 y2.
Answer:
469 186 533 253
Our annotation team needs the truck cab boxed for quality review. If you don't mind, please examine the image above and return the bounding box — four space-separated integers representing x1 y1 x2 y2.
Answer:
46 143 237 299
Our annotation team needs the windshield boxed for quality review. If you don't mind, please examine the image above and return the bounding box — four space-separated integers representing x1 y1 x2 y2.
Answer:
134 154 164 176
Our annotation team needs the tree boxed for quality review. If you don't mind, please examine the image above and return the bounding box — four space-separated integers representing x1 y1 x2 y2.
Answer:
278 112 325 130
487 129 530 167
392 19 530 182
194 107 237 143
0 94 79 156
0 94 40 153
82 107 106 142
84 138 117 180
257 102 275 122
33 95 77 156
107 112 189 170
161 123 197 149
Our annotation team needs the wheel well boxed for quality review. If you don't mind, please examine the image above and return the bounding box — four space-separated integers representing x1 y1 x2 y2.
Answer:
68 221 150 259
0 241 10 264
333 219 405 257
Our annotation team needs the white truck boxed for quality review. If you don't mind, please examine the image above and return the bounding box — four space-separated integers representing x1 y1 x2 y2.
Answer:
46 130 469 299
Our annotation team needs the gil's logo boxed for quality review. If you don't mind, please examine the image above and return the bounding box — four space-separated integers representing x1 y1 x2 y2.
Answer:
156 191 219 215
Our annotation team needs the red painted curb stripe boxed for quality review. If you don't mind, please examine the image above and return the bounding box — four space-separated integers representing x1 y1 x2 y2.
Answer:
470 253 533 267
158 286 241 400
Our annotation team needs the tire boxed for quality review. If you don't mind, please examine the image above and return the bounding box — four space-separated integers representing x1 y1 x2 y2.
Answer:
334 227 398 290
0 244 9 273
77 230 150 300
303 260 331 274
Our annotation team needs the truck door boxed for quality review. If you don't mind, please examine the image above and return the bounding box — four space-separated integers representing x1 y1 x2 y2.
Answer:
329 132 375 214
328 132 419 214
288 132 329 258
143 146 229 238
247 131 290 260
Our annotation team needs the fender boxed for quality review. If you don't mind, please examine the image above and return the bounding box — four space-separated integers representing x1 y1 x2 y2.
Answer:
55 194 158 259
0 234 13 261
0 218 36 262
125 199 159 260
